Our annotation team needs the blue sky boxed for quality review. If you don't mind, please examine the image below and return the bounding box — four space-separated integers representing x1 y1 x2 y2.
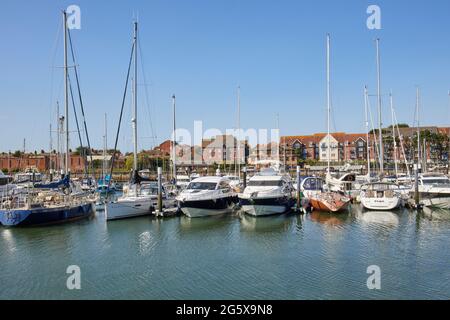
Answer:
1 0 449 152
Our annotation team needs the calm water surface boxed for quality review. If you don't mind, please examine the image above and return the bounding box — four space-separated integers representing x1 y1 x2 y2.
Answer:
1 205 449 299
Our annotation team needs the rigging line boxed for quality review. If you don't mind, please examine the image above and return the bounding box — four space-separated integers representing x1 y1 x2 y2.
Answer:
109 41 136 185
49 18 62 126
67 28 93 175
367 94 380 172
137 38 156 148
68 74 88 176
393 107 411 177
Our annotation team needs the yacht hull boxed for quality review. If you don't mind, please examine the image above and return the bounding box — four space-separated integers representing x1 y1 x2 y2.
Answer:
239 197 294 216
360 196 401 211
309 192 350 213
106 197 153 220
180 197 236 218
0 203 94 227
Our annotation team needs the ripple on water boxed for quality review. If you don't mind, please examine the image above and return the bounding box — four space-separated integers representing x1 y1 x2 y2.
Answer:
1 206 450 299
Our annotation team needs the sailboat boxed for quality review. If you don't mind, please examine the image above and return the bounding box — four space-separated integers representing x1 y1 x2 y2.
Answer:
308 34 351 213
106 22 177 221
97 113 116 195
360 39 402 211
0 11 94 226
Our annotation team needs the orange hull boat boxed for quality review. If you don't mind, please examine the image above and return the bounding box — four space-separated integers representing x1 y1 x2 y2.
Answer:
309 192 350 213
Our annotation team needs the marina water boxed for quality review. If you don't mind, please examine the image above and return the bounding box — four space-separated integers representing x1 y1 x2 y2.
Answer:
1 206 449 299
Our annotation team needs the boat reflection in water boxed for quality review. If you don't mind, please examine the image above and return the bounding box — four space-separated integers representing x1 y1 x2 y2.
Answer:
239 213 293 233
358 210 400 227
308 210 351 227
178 215 234 233
422 206 450 223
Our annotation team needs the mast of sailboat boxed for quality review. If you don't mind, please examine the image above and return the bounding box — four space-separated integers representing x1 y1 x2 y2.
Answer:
102 113 107 180
392 108 410 178
375 38 383 176
414 87 421 207
237 86 241 180
56 101 60 173
49 123 53 175
172 94 177 184
63 11 70 175
276 113 284 171
364 86 371 179
326 33 331 175
132 21 138 173
389 91 398 178
416 87 421 170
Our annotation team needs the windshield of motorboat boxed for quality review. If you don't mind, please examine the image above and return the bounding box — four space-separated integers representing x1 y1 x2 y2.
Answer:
421 178 450 185
248 180 283 187
187 182 217 190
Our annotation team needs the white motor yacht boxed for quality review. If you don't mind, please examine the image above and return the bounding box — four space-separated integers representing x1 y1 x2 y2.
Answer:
413 173 450 209
177 176 237 218
239 168 294 216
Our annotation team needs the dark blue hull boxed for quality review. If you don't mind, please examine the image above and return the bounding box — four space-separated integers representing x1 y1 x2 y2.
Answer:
0 203 94 227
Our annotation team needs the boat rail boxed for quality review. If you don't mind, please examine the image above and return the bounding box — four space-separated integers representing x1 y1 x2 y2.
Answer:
0 189 96 211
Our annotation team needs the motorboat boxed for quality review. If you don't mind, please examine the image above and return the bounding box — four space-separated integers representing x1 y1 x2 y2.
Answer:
177 176 237 218
238 168 294 216
412 173 450 209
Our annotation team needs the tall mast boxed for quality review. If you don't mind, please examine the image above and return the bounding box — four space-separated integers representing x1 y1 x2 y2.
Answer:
63 11 69 175
56 101 60 172
416 87 421 168
49 123 52 172
132 22 138 172
364 86 371 178
390 91 398 177
326 33 331 174
172 94 177 183
237 86 241 180
103 113 107 179
376 38 383 175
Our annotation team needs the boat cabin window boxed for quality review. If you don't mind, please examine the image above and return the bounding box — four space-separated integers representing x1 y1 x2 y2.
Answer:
302 178 323 190
421 178 450 185
187 182 217 190
248 180 283 187
0 177 12 186
141 184 159 195
366 184 397 191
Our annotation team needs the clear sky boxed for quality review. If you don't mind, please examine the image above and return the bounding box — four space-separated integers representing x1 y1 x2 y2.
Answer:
1 0 449 153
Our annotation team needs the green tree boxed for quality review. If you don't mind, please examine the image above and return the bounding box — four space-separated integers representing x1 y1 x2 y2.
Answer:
13 150 22 157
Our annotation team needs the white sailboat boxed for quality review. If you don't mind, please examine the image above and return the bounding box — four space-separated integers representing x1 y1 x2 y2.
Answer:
360 39 402 211
106 22 176 221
